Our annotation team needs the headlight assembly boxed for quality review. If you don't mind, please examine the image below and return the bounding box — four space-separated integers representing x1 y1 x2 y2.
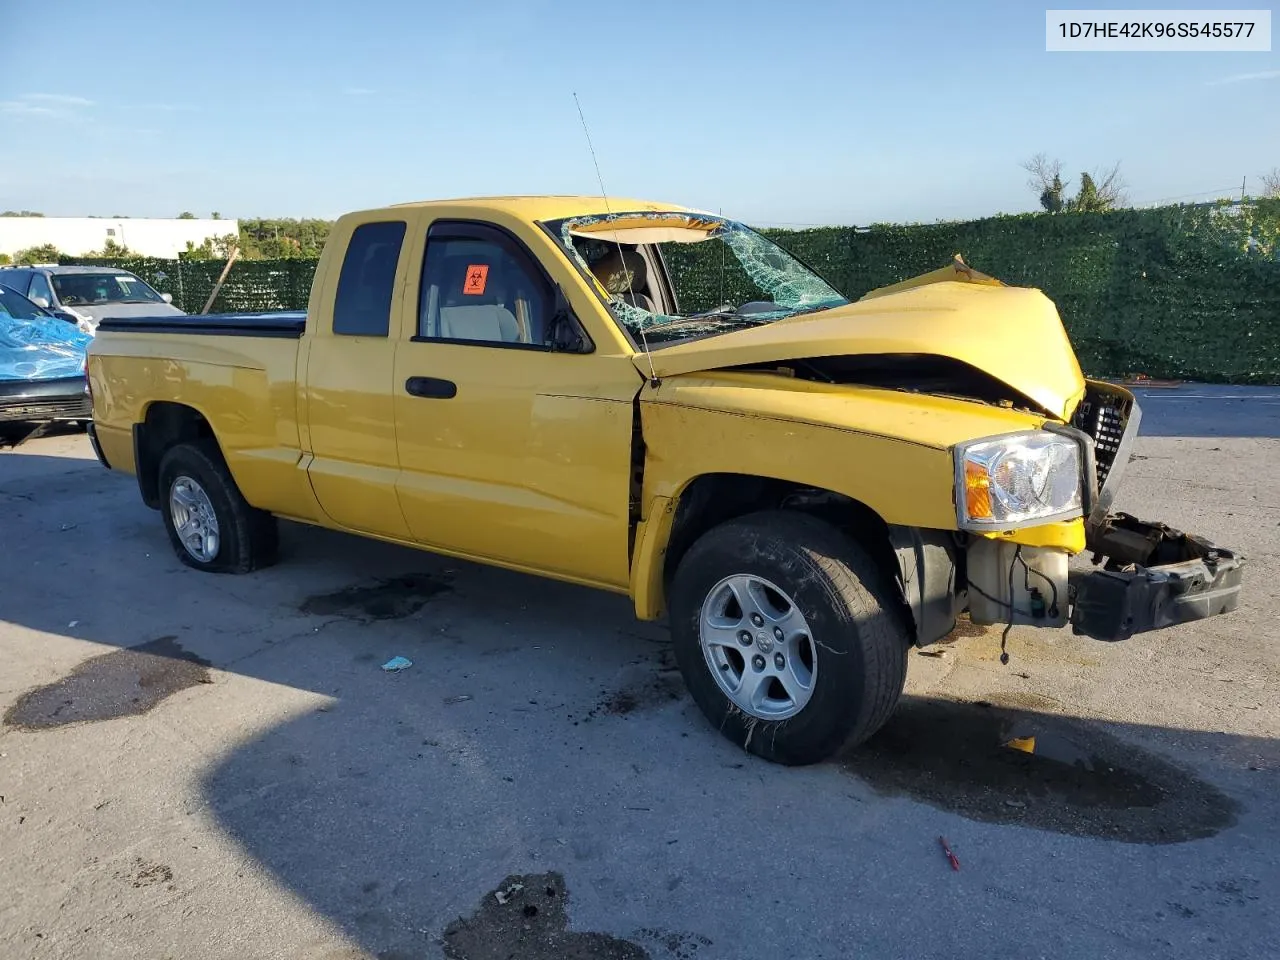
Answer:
955 432 1082 530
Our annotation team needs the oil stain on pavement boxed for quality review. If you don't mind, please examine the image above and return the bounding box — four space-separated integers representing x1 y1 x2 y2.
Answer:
576 647 686 723
844 696 1239 844
441 872 648 960
4 636 211 730
300 573 452 621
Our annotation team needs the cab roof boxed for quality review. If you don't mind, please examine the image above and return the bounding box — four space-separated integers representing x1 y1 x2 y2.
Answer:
381 195 698 223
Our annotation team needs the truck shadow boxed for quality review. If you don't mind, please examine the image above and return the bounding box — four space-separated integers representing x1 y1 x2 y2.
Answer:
2 447 1278 958
193 664 1275 958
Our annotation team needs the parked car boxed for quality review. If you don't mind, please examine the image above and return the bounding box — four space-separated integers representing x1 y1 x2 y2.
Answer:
84 196 1245 765
0 265 182 333
0 283 92 435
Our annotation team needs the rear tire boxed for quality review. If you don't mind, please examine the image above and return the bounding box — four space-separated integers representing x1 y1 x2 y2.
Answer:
669 510 910 765
158 440 278 574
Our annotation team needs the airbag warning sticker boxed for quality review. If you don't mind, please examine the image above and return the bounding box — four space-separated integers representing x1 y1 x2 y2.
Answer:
464 264 489 295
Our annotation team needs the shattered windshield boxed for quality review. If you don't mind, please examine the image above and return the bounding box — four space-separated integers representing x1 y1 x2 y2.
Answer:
544 212 849 346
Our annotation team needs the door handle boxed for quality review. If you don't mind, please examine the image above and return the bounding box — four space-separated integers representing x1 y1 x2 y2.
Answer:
404 376 457 399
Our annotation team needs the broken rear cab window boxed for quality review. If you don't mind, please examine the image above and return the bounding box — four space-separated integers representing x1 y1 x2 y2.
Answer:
544 212 850 346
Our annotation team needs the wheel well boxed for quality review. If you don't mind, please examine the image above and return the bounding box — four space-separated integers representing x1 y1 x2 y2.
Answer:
663 474 903 601
134 402 216 508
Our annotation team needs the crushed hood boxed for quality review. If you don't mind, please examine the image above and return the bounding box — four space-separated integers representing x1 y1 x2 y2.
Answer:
633 260 1087 421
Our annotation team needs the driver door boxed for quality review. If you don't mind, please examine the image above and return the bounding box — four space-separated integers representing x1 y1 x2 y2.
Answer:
392 217 642 589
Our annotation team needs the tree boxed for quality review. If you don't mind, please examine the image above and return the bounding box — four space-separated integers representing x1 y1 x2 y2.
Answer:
1261 168 1280 199
1022 153 1066 212
211 233 239 258
1021 155 1129 212
14 243 62 264
79 239 131 257
180 218 336 260
1072 162 1128 211
177 211 196 219
179 234 239 260
2 210 44 217
211 211 222 220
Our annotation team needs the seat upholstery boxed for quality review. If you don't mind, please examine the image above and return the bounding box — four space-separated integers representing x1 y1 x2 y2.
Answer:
591 246 656 311
439 303 520 342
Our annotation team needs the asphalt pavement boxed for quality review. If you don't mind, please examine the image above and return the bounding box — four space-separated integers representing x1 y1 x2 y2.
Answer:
0 388 1276 960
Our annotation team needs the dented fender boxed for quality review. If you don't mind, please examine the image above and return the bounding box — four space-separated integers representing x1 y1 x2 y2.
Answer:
629 369 1078 621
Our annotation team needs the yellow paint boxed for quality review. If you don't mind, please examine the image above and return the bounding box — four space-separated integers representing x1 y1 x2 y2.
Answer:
89 196 1116 625
639 370 1047 531
393 342 639 587
302 210 416 538
1005 736 1037 754
986 519 1086 553
631 496 677 620
858 254 1005 298
87 331 321 521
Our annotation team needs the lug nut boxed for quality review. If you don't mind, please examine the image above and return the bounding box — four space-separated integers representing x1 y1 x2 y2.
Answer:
738 631 753 646
750 613 764 627
752 654 765 671
773 626 784 641
774 653 785 670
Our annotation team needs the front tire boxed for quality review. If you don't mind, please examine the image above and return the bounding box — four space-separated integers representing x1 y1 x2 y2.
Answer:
158 440 278 574
669 510 910 765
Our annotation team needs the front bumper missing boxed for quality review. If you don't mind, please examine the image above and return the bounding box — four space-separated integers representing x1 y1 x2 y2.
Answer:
1069 513 1245 642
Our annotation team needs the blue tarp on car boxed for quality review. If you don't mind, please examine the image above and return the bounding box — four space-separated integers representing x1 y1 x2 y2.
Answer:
0 314 92 382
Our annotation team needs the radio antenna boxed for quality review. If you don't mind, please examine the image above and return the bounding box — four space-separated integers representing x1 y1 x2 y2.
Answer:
573 91 659 386
574 92 611 215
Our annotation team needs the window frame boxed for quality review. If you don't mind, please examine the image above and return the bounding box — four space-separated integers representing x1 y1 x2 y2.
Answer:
331 219 408 338
27 271 54 305
411 219 569 352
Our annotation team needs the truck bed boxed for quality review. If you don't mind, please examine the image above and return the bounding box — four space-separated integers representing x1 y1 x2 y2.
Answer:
96 311 306 338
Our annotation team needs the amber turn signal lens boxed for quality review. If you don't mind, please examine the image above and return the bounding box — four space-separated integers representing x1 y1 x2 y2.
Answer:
964 460 992 520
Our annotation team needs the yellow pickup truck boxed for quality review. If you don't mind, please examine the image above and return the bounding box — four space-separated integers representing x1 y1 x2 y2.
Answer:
85 196 1244 764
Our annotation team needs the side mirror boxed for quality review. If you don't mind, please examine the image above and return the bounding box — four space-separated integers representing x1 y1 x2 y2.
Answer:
546 285 592 354
30 295 50 309
160 292 173 304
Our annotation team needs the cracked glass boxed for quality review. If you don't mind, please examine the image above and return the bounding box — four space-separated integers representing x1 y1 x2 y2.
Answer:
544 212 849 347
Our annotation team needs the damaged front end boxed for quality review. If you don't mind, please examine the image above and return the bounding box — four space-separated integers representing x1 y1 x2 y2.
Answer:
969 379 1246 642
1070 513 1245 642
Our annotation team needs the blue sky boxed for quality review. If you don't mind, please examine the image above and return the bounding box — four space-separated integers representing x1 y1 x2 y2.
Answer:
2 0 1276 225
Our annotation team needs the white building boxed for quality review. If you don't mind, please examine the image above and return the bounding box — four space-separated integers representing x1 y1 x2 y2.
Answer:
0 217 240 259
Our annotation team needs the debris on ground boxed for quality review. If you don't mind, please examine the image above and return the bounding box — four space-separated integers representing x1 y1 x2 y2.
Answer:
444 872 648 960
494 881 524 905
381 656 413 672
444 694 473 705
939 836 961 871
